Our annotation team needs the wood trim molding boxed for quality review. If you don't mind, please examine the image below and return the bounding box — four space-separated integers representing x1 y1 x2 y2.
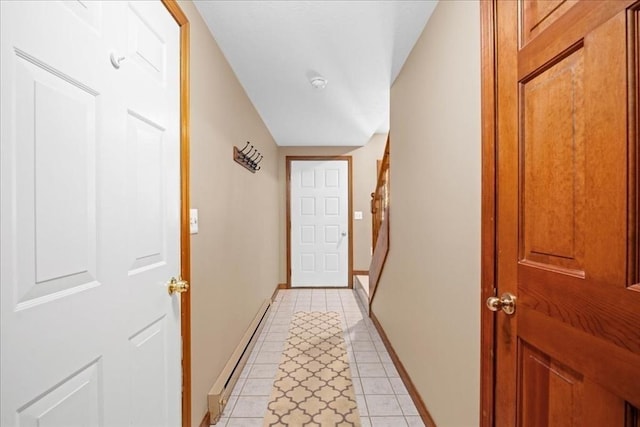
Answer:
480 1 497 426
162 0 188 23
347 156 353 288
631 5 640 289
198 411 210 427
370 312 437 427
368 208 390 312
272 284 286 302
285 156 354 288
286 158 292 287
353 270 369 276
160 2 191 427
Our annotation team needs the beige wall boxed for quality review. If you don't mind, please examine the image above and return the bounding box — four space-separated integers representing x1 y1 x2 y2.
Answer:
178 2 281 425
277 134 387 282
371 1 481 426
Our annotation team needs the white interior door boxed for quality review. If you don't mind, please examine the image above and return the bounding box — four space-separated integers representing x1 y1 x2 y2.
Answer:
290 160 350 287
0 2 182 426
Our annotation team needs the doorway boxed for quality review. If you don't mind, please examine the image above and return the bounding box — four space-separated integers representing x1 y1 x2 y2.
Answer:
287 157 353 288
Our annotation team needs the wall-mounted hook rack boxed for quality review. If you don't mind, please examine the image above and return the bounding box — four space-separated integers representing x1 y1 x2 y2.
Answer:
233 142 263 173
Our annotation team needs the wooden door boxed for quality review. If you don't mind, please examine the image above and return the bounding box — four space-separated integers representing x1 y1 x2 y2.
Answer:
288 158 352 287
0 2 182 426
491 0 640 425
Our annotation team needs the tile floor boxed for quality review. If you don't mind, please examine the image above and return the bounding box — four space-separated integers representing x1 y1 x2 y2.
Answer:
213 289 425 427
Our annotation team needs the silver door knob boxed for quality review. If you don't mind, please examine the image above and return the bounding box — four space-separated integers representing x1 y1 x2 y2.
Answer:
341 232 347 237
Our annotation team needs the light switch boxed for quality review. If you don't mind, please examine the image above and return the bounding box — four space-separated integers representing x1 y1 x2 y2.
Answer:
354 211 363 220
190 209 198 234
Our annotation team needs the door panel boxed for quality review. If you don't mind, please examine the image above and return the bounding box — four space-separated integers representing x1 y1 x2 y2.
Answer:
127 2 167 84
14 51 100 308
61 0 102 32
129 317 170 427
493 0 640 425
521 48 585 275
518 342 583 427
290 159 350 287
17 360 102 427
521 0 579 46
127 110 167 274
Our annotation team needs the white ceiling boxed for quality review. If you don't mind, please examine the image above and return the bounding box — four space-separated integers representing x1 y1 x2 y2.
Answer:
194 1 437 146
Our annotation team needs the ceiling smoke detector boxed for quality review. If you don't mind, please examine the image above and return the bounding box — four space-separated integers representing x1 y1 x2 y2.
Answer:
310 76 328 89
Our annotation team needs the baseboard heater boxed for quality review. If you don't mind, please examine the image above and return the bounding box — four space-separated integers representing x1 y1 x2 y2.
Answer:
208 299 272 425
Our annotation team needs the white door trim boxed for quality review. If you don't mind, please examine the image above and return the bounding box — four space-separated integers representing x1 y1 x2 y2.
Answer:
286 156 353 288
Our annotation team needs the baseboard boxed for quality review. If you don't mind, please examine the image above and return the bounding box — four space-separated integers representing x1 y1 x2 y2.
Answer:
370 312 437 427
207 300 271 424
272 283 287 301
198 411 210 427
353 270 369 276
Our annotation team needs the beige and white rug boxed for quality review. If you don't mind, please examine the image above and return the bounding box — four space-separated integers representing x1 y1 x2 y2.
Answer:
263 311 361 426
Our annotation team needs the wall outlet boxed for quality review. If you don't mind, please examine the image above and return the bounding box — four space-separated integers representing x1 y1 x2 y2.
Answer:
190 209 198 234
354 211 363 220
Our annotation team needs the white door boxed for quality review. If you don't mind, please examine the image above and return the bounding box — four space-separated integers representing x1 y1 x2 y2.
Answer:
0 2 182 426
290 160 350 287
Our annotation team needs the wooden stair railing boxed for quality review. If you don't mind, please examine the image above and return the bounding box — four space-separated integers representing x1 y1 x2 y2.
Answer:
369 136 390 307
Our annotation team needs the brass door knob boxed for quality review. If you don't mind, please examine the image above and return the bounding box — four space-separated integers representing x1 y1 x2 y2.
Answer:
168 277 189 295
486 292 516 315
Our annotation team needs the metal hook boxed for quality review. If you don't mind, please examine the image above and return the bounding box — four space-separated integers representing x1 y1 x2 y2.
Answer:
240 142 251 154
245 148 256 160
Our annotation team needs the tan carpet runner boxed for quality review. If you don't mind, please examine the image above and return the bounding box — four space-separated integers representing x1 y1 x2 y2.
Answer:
264 311 361 426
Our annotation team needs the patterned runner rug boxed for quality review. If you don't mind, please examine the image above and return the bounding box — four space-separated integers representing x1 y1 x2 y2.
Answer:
263 311 361 426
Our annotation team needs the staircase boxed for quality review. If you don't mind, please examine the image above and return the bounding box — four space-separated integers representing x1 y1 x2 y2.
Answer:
368 136 390 309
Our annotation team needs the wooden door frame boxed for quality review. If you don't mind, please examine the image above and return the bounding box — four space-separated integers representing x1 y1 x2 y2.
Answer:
480 1 497 426
286 156 354 289
159 2 191 427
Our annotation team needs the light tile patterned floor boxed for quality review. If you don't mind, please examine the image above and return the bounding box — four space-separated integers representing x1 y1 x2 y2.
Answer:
213 289 424 427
